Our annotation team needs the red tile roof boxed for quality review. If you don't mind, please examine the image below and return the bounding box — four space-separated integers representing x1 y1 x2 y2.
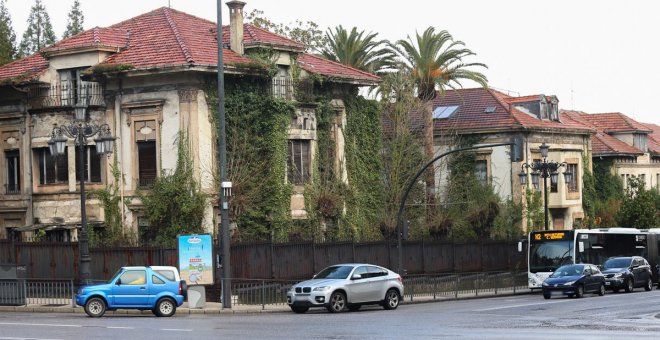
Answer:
643 123 660 154
0 7 377 84
298 53 380 83
579 112 652 134
563 110 651 156
425 88 593 134
0 53 49 82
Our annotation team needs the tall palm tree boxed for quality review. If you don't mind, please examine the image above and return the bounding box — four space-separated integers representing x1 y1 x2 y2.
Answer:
393 26 488 205
322 25 395 74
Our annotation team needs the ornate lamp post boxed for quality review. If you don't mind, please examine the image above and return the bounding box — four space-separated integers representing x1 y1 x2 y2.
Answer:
518 143 572 231
48 99 115 284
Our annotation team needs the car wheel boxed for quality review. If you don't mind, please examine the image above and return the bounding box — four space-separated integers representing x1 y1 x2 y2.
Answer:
154 298 176 317
624 278 633 293
84 297 106 318
543 294 551 300
326 291 346 313
290 305 309 314
598 284 605 296
644 278 653 291
348 304 361 311
383 289 400 310
575 285 584 298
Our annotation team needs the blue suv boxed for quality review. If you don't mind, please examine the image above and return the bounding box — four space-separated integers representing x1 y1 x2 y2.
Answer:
75 266 185 317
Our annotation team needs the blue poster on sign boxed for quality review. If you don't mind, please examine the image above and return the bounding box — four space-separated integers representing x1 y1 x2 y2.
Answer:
177 234 213 285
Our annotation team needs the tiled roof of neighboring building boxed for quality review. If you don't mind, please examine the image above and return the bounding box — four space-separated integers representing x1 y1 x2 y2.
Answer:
420 88 594 134
0 7 377 84
579 112 652 134
562 110 652 156
643 123 660 154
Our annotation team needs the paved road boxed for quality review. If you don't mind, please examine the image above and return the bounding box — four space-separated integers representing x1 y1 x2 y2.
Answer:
1 290 660 339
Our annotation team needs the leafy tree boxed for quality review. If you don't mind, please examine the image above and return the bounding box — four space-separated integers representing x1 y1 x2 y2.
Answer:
138 132 207 246
321 25 395 73
62 0 84 39
393 27 488 205
0 0 16 65
18 0 56 57
616 176 658 228
245 9 328 53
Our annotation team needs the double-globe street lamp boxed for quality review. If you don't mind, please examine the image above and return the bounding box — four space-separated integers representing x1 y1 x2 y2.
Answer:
48 99 115 284
518 142 572 231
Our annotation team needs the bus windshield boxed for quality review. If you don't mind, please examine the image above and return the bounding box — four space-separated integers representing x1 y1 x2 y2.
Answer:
529 240 573 273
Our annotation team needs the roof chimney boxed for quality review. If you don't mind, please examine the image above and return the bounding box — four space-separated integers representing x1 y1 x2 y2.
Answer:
227 1 246 55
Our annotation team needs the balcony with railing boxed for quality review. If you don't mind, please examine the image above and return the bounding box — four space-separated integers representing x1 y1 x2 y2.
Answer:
270 77 314 102
27 81 105 110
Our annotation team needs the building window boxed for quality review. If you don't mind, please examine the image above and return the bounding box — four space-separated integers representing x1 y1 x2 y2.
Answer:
137 141 157 187
474 160 487 186
566 163 578 192
59 67 90 106
74 145 102 183
5 150 20 194
633 133 648 152
37 147 68 184
287 139 310 184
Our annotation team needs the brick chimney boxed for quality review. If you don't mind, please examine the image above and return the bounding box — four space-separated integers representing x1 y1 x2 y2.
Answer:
227 1 246 55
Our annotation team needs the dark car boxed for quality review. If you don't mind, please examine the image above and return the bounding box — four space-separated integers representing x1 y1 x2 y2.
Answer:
601 256 653 293
542 264 605 299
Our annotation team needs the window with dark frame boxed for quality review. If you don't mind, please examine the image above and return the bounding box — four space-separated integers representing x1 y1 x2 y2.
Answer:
137 141 157 187
5 150 20 193
74 145 102 183
37 147 68 184
474 160 488 186
287 139 310 184
567 163 578 192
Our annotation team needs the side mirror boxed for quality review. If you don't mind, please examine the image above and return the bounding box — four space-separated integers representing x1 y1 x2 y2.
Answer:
116 278 122 285
578 242 584 253
517 241 522 253
351 274 362 280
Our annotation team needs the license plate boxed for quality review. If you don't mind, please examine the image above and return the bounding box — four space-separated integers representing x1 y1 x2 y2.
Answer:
605 282 610 286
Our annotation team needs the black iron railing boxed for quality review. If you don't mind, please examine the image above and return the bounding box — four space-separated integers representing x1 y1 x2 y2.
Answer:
27 81 105 109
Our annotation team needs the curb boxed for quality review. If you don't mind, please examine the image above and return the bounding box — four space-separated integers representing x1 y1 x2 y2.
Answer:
0 290 533 315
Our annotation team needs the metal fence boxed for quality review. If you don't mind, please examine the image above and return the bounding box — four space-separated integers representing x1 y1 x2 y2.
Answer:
211 271 528 309
0 279 75 307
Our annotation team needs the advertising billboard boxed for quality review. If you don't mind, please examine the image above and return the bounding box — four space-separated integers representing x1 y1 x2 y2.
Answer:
177 234 214 285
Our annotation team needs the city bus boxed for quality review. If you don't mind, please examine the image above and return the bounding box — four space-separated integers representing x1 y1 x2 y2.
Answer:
519 228 660 290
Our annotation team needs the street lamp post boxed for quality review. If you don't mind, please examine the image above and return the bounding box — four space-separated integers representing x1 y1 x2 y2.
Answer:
48 100 115 284
518 143 572 231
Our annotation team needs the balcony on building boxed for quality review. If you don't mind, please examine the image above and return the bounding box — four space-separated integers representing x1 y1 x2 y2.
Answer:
26 80 105 110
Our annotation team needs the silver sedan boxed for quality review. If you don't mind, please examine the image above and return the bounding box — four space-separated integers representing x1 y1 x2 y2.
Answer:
287 263 404 313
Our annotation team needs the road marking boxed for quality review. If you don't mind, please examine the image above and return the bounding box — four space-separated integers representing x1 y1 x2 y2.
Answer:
473 299 572 311
107 326 134 329
0 322 81 328
0 337 62 340
160 329 192 332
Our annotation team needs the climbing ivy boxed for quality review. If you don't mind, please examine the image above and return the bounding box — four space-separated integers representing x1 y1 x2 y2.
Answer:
205 76 295 241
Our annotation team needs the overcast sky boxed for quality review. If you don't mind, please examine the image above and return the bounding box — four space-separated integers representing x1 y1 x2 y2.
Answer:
6 0 659 125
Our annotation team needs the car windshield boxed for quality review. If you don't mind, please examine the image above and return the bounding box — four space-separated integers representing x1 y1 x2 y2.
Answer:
550 265 584 278
314 266 354 279
603 258 632 269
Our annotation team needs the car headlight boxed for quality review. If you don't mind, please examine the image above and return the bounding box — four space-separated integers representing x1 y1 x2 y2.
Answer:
613 273 622 278
542 282 548 287
313 286 330 292
565 281 575 285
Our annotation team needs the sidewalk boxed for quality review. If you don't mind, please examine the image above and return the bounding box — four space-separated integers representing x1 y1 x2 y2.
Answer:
0 289 532 315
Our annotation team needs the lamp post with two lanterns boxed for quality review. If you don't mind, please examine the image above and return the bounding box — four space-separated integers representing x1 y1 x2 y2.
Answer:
518 142 572 231
48 99 115 284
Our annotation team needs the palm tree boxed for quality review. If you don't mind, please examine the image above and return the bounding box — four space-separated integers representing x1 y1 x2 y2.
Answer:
322 25 395 74
393 26 488 204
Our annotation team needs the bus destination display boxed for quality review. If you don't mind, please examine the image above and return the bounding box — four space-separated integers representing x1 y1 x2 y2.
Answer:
532 231 570 242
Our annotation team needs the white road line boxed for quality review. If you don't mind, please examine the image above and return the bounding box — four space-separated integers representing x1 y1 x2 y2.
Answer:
0 322 81 328
474 299 573 311
160 329 193 332
0 337 63 340
106 326 134 329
